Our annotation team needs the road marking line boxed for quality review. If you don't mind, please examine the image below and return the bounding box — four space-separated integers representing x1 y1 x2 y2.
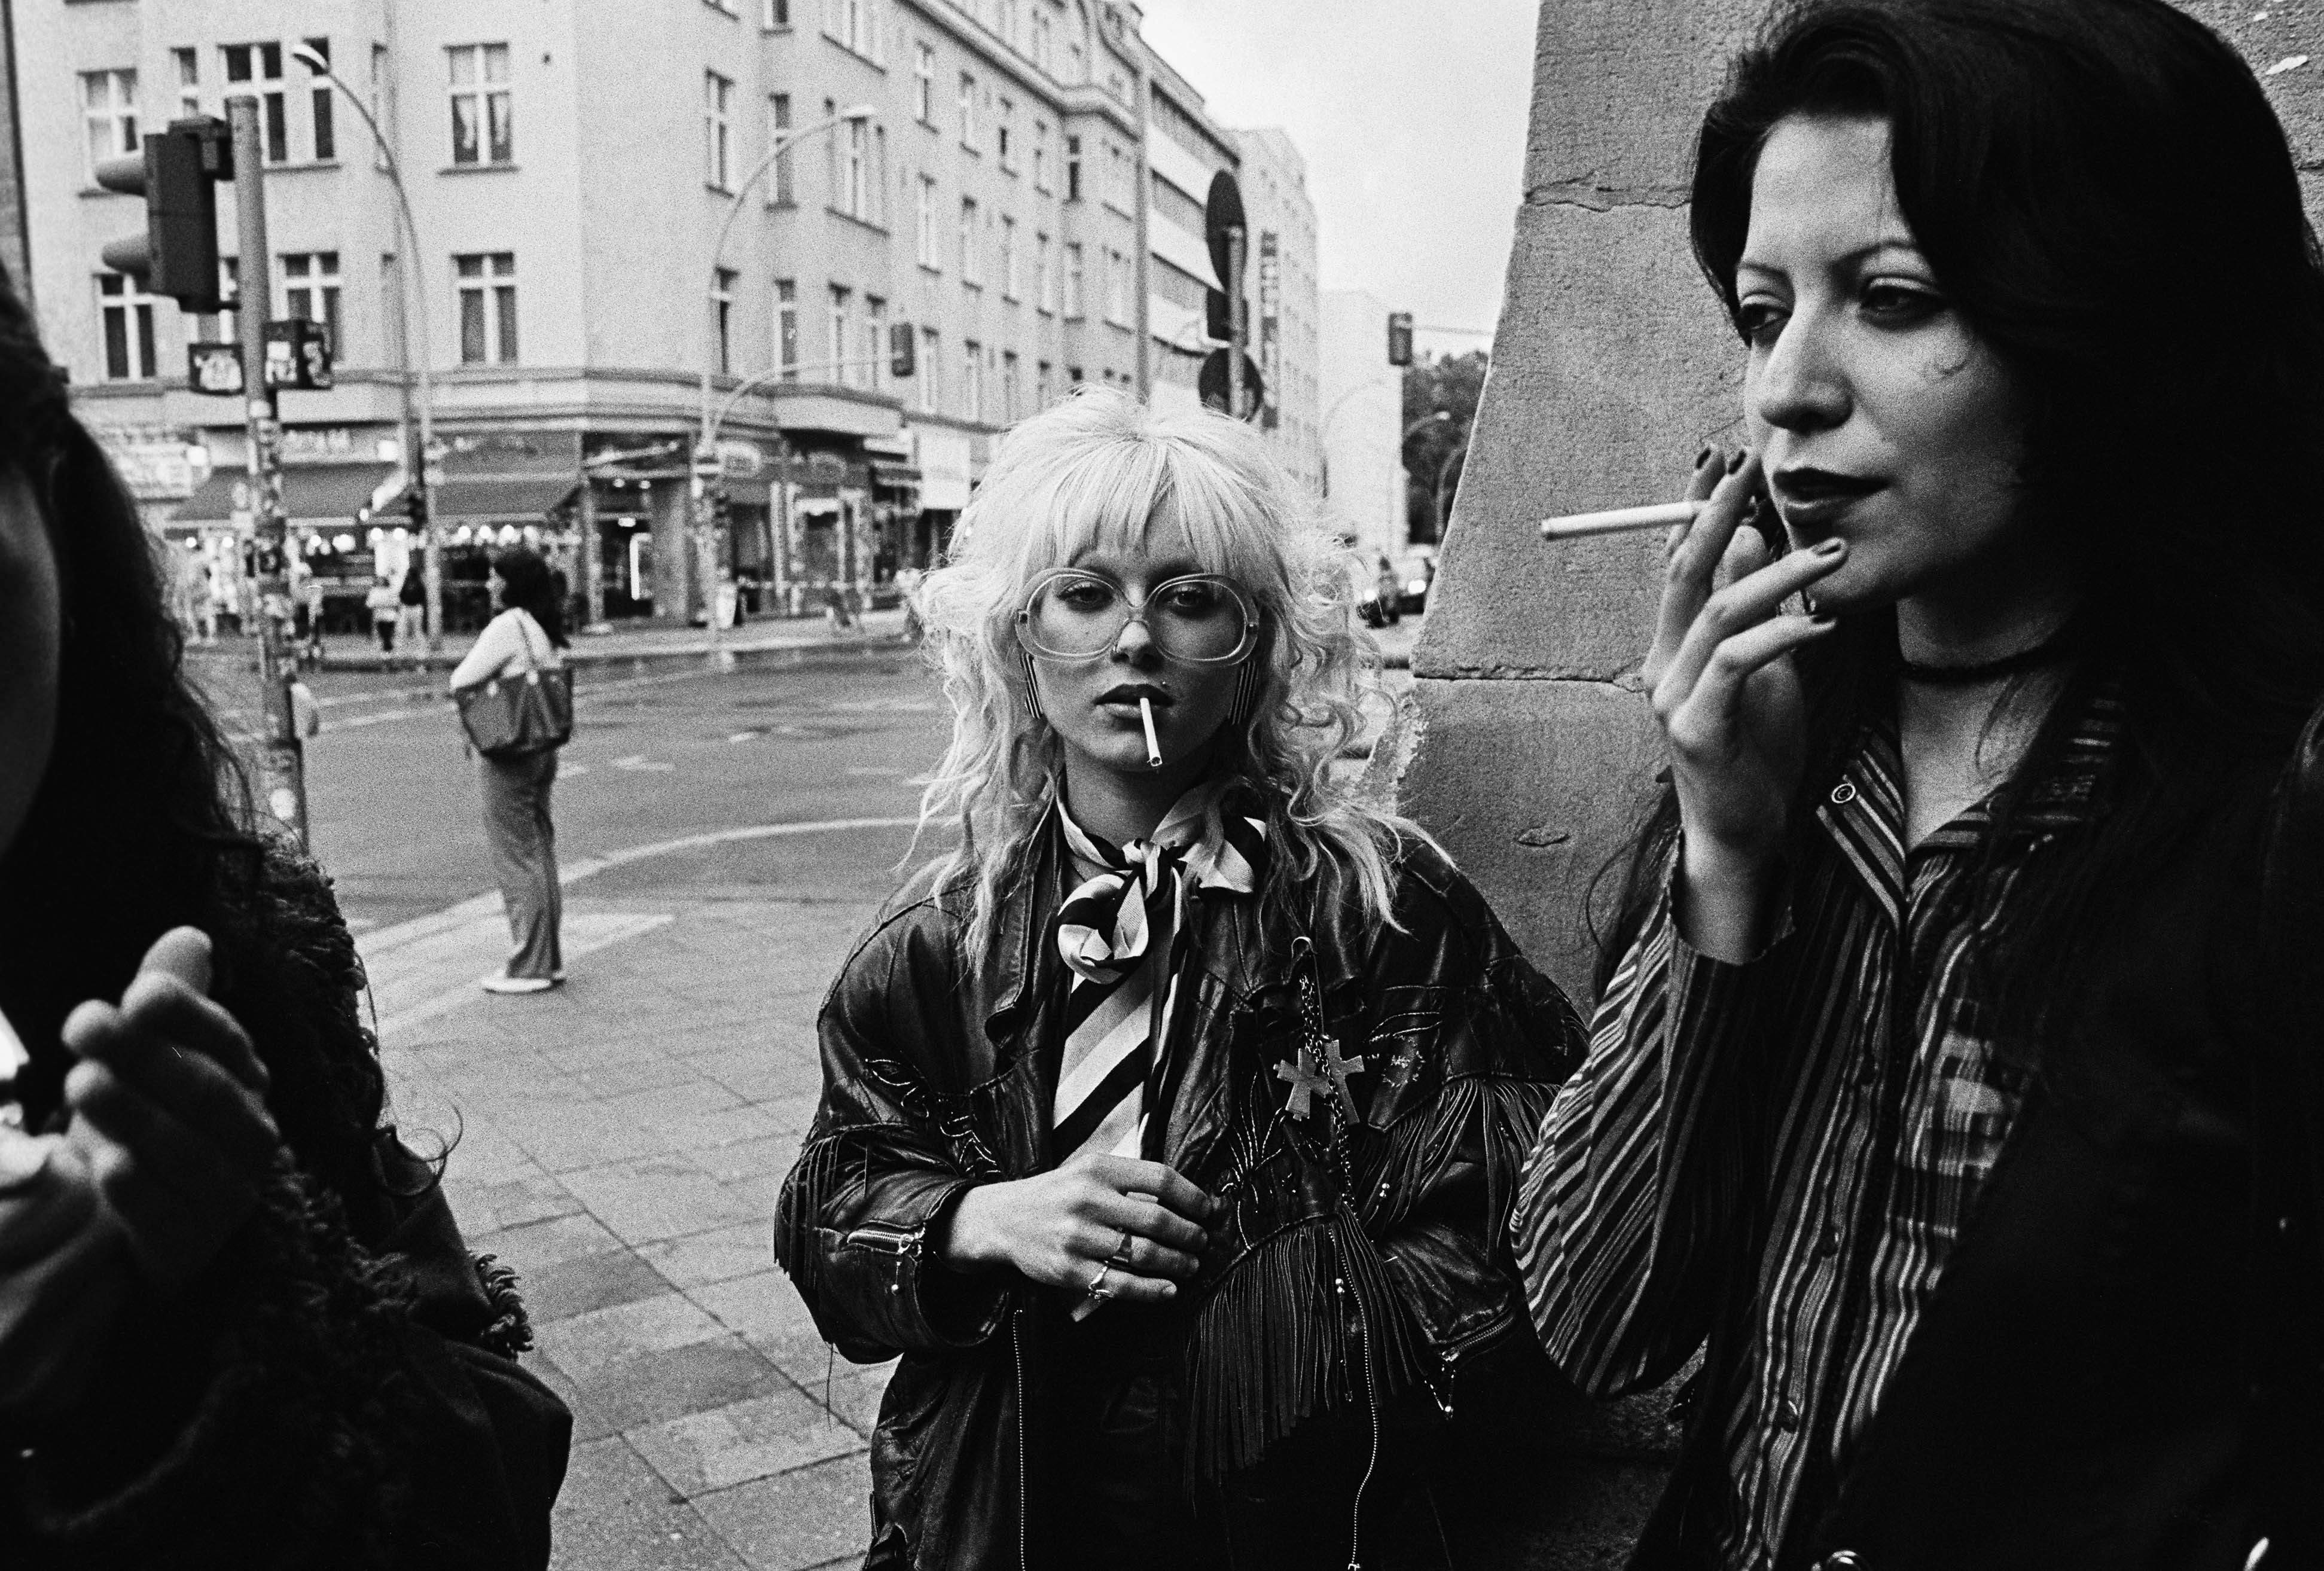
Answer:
612 755 676 772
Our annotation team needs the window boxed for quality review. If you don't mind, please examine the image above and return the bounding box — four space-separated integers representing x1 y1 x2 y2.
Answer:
999 0 1020 48
825 0 881 59
369 44 393 171
97 273 156 381
1036 359 1052 409
1105 248 1127 324
1002 350 1018 422
447 44 513 165
1066 134 1081 202
828 285 852 383
713 267 737 374
916 175 938 267
874 126 889 224
776 280 798 379
765 0 791 23
305 38 335 160
281 252 342 352
1151 171 1204 237
1000 216 1020 300
1032 120 1049 192
767 94 794 204
1068 364 1084 385
914 42 934 123
959 197 979 285
996 97 1014 170
222 44 288 163
1033 10 1052 72
862 296 885 393
704 72 733 189
1036 232 1054 312
1105 141 1131 209
1063 242 1084 318
172 50 199 118
455 252 518 364
81 71 138 183
963 339 981 421
958 72 975 148
917 326 939 413
840 117 865 216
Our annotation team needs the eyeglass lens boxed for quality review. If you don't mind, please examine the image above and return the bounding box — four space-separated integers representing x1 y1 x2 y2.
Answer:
1023 574 1249 661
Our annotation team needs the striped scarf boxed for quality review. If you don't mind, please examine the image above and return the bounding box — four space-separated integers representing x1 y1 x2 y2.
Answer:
1050 780 1266 1169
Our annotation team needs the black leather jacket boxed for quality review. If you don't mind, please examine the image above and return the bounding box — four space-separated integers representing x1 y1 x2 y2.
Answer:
776 815 1585 1570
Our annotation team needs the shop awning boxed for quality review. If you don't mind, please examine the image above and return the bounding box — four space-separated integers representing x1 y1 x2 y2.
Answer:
379 474 579 523
869 461 923 487
168 462 395 527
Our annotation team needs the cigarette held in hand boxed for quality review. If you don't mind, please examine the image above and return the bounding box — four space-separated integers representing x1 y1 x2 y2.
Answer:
1139 697 1163 769
1538 499 1704 539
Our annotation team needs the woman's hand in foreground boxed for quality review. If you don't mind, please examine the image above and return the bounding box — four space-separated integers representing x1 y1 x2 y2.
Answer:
0 1131 127 1418
60 927 282 1294
1648 450 1847 959
941 1153 1222 1305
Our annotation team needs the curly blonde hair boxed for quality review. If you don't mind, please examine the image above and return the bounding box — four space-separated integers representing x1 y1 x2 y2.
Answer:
911 386 1425 952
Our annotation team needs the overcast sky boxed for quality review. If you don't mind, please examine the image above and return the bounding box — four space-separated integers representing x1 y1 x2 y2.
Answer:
1135 0 1539 361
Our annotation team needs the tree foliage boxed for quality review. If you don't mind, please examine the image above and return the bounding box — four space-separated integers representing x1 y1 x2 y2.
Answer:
1401 351 1487 543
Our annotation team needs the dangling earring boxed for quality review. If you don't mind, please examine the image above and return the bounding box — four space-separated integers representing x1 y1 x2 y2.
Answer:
1230 658 1262 724
1019 648 1047 723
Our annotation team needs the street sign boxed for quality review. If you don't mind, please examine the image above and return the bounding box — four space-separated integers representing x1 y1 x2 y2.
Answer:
263 319 334 390
188 341 245 396
1203 172 1246 292
1198 349 1264 421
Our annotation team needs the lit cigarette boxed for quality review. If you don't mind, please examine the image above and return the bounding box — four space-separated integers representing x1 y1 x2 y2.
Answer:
1139 697 1163 768
1538 499 1704 539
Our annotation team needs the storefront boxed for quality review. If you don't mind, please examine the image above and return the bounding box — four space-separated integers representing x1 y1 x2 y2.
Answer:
169 460 400 632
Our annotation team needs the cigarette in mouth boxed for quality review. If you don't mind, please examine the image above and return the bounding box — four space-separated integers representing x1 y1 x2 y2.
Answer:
1139 697 1163 769
1538 499 1704 539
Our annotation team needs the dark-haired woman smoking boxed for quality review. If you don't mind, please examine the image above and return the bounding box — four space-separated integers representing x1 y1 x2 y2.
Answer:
451 550 570 995
1512 2 2324 1567
0 274 571 1565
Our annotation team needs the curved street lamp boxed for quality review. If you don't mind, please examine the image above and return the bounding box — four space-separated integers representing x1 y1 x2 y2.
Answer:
694 105 877 648
292 44 445 656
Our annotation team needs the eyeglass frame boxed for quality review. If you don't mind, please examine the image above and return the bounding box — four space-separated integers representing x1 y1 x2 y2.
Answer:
1013 568 1263 666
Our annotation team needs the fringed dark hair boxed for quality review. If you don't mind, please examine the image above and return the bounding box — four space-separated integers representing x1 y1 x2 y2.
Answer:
1596 0 2324 1068
0 263 398 1218
489 546 569 648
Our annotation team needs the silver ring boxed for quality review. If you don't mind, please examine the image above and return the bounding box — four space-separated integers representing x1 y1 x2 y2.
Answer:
1106 1228 1134 1267
1084 1262 1114 1301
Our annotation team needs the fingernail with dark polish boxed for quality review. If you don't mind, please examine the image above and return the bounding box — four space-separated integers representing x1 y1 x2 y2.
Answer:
1813 537 1845 556
1726 450 1747 474
1694 447 1713 469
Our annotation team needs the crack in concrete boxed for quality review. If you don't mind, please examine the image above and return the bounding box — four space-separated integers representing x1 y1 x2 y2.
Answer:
1524 179 1692 213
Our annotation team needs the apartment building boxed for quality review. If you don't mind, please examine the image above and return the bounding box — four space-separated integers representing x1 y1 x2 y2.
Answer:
1233 126 1319 493
10 0 1319 623
1319 286 1404 566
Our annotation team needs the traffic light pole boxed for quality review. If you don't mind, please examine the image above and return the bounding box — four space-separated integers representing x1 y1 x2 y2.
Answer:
227 96 309 847
1227 226 1247 419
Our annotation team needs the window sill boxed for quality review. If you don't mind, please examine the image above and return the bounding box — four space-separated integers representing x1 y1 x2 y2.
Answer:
825 207 890 236
821 35 887 71
441 160 520 175
919 263 943 276
959 143 980 158
763 197 800 211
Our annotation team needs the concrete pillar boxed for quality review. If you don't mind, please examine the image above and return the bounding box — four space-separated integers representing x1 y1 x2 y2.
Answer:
1398 1 2324 1558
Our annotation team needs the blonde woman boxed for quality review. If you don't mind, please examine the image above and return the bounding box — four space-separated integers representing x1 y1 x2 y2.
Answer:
775 390 1582 1570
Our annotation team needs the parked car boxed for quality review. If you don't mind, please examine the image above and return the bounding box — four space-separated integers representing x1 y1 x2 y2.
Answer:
1396 549 1439 615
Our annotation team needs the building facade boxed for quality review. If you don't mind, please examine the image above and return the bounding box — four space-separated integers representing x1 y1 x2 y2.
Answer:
1231 126 1319 494
1319 286 1403 566
11 0 1317 630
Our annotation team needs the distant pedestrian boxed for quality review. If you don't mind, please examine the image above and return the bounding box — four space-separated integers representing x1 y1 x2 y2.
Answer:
776 390 1582 1569
397 560 427 652
365 574 399 655
450 548 571 995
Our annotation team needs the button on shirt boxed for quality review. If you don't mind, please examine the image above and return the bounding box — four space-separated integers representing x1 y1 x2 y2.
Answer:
1513 692 2121 1567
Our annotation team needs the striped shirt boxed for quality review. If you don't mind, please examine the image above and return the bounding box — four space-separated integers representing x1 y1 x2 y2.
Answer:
1512 691 2121 1567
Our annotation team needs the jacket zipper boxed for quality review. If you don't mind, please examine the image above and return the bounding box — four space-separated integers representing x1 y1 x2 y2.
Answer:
1341 1273 1381 1571
1011 1308 1029 1571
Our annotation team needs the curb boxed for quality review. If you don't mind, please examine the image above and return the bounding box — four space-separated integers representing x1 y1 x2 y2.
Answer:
312 633 921 675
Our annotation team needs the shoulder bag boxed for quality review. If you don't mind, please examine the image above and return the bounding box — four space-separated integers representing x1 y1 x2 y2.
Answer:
455 610 573 758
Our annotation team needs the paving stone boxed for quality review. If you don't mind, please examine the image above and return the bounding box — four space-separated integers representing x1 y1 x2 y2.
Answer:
525 1247 676 1325
508 1106 678 1175
562 1054 703 1098
691 1270 821 1365
444 1169 585 1235
562 1156 763 1244
625 1387 867 1498
639 1222 777 1290
477 1210 627 1275
691 1456 876 1571
548 1435 749 1571
536 1289 730 1381
822 1360 897 1439
565 1336 792 1442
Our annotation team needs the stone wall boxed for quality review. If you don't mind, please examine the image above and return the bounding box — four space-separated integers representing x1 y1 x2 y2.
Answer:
1398 0 2324 1558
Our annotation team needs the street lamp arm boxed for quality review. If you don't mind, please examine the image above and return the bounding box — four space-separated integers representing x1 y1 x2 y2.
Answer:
708 108 873 289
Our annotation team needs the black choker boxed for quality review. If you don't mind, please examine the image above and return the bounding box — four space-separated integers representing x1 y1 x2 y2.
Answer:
1897 633 2074 687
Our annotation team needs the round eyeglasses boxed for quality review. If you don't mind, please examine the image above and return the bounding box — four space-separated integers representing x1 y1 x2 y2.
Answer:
1015 570 1260 664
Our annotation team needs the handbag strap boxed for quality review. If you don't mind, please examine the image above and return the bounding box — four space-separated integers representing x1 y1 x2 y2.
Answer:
505 608 550 678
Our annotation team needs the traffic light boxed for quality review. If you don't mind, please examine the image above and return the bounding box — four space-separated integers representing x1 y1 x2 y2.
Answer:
889 320 916 378
1387 312 1414 367
94 118 231 312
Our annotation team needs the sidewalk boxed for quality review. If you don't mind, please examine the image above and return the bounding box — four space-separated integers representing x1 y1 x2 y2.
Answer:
360 852 902 1571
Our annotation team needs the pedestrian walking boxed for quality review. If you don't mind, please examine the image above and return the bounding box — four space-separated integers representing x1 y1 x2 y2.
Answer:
365 574 400 657
0 264 571 1569
450 549 570 995
1511 3 2324 1566
775 389 1584 1570
397 559 426 652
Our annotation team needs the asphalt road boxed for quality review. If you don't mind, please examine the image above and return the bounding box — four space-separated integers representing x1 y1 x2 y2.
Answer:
192 645 959 934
